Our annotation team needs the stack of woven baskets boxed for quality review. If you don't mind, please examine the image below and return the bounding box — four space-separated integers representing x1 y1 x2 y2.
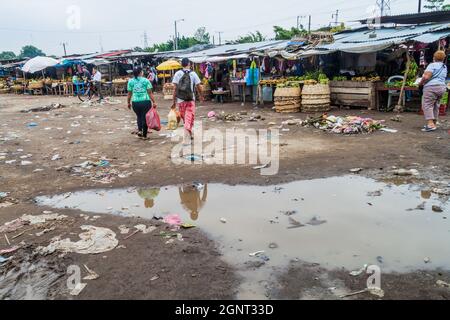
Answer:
163 83 176 100
274 87 301 113
198 83 212 101
301 84 331 112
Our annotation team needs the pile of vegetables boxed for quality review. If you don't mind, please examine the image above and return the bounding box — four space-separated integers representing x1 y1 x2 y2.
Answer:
276 81 302 88
351 76 381 82
384 80 418 88
441 92 448 105
404 60 418 82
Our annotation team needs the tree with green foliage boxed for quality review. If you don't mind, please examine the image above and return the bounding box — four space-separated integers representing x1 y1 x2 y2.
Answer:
194 27 210 44
442 2 450 10
0 51 17 60
147 27 210 52
20 45 45 58
424 0 445 10
273 26 307 40
236 31 266 44
330 23 346 33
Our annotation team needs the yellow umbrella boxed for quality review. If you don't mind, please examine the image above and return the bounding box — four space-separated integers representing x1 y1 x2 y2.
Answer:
156 60 182 71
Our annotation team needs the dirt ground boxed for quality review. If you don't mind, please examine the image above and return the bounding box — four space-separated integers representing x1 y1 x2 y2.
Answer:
0 93 449 300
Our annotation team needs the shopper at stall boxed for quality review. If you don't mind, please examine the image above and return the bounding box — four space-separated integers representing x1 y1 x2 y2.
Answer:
419 50 448 132
127 66 156 139
172 58 202 145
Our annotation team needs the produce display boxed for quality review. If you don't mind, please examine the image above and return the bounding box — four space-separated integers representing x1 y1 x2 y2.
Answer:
441 92 448 105
28 80 44 89
259 79 286 85
332 76 347 81
112 78 129 84
384 80 418 88
351 76 381 82
405 60 418 82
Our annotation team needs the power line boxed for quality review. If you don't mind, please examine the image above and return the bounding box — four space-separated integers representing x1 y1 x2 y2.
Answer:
376 0 391 16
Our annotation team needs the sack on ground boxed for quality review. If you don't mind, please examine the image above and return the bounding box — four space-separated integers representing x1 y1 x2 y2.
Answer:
146 108 161 131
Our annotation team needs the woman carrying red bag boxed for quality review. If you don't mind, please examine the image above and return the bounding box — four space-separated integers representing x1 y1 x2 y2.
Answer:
127 66 157 140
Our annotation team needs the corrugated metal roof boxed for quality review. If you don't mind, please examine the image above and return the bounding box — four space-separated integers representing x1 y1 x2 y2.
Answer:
177 40 289 59
319 23 450 53
357 10 450 25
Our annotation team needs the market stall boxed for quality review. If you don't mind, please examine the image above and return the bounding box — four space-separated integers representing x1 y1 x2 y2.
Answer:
156 60 182 100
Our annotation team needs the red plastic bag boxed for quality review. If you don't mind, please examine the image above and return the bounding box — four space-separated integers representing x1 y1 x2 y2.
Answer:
146 108 161 132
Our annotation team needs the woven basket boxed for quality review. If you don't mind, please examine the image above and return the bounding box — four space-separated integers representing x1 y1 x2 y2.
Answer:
301 84 330 112
275 105 301 113
274 87 301 98
302 84 330 95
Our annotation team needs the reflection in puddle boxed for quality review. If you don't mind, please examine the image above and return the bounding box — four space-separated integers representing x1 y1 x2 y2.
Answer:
36 176 449 299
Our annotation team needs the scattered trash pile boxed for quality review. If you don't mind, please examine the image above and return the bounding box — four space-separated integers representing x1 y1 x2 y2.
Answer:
212 111 265 122
302 115 385 134
20 103 65 113
80 97 122 107
58 159 133 184
0 192 18 208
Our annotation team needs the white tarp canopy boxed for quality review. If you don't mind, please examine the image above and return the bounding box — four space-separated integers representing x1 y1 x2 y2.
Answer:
21 56 59 73
189 54 248 64
82 58 113 66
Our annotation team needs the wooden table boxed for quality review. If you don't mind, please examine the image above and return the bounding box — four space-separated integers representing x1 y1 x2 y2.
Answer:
376 84 419 111
230 81 247 103
212 90 231 103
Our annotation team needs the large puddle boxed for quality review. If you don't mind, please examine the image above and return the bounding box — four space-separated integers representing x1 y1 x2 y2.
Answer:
36 176 449 298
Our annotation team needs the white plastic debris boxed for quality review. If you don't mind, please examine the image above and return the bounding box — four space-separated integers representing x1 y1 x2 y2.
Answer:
349 264 368 276
37 225 118 255
22 213 67 225
69 283 87 296
134 224 157 234
51 154 62 161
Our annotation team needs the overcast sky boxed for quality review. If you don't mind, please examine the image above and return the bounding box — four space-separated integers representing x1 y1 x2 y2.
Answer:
0 0 428 56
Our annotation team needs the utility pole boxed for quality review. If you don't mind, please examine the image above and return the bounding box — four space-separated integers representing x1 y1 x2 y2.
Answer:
332 10 339 26
99 36 104 53
61 42 68 56
143 31 148 49
376 0 391 17
418 0 422 13
174 19 185 51
216 32 223 45
308 15 311 34
296 15 306 30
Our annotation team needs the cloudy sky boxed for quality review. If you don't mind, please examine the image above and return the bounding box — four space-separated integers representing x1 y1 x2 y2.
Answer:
0 0 427 56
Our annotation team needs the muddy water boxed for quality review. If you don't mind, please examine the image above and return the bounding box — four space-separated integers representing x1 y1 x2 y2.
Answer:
36 176 449 299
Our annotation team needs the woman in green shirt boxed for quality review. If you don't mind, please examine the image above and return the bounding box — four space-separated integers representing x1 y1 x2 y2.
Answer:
127 66 157 139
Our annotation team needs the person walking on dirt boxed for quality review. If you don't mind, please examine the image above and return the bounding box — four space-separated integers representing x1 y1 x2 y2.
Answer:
92 67 104 100
419 50 448 132
127 66 157 140
172 58 203 145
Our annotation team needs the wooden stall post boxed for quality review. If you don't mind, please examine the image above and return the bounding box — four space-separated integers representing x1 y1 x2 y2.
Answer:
394 52 411 113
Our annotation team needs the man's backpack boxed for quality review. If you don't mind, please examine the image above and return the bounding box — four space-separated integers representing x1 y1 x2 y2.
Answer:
176 70 194 101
